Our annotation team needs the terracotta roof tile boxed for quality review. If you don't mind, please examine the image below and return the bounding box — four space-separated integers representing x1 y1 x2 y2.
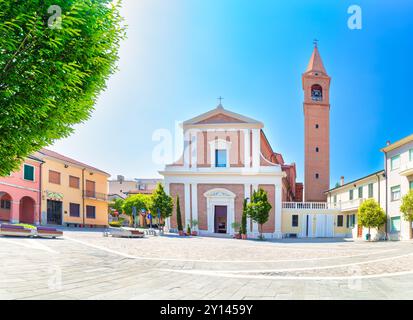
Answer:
33 149 110 176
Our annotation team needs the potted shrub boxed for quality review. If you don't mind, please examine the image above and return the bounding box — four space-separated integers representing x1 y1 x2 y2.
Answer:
186 224 191 236
190 219 199 236
231 222 241 239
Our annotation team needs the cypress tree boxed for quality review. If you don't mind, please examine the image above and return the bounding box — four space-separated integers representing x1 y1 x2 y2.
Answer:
176 195 183 231
241 198 248 235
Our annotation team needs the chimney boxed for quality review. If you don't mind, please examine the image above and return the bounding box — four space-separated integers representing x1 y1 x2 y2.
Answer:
340 176 345 186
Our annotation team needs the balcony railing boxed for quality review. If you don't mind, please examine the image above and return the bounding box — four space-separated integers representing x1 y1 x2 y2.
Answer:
282 199 366 211
282 202 330 210
400 161 413 176
83 191 108 201
339 198 364 211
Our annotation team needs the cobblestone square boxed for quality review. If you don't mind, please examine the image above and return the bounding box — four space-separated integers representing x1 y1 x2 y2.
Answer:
1 229 413 300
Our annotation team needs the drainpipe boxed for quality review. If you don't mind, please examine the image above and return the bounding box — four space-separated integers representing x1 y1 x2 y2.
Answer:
82 168 85 227
376 173 381 206
376 171 382 240
39 161 43 225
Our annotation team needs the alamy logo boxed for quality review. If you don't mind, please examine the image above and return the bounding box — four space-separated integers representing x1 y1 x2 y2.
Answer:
47 5 62 30
347 5 362 30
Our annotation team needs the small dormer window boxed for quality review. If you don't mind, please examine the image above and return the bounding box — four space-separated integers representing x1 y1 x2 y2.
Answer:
215 149 227 168
311 84 323 101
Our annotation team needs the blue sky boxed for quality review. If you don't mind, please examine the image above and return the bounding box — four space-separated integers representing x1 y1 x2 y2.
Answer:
51 0 413 186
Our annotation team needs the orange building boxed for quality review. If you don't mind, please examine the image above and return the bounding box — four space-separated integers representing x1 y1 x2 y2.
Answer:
34 149 110 227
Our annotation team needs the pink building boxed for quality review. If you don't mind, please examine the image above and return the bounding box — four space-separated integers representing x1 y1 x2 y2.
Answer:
0 156 43 225
160 105 302 238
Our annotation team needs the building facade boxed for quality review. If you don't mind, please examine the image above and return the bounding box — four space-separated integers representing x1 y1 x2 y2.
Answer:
281 202 349 238
323 133 413 241
0 156 43 225
303 43 331 202
34 149 110 227
382 134 413 240
108 176 138 200
109 176 163 200
160 105 302 239
325 171 386 240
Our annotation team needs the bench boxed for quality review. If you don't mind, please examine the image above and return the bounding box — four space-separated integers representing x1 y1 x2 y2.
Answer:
0 224 34 237
36 226 63 239
104 227 145 238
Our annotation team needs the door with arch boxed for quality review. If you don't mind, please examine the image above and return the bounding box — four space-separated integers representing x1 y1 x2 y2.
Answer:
214 205 227 233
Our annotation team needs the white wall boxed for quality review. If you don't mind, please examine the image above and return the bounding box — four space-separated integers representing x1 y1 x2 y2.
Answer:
327 172 386 240
386 140 413 240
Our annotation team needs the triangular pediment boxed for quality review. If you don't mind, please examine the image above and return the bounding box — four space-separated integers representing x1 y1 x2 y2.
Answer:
183 105 263 127
195 113 246 124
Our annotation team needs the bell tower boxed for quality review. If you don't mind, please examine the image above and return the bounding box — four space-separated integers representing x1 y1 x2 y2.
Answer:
302 41 331 202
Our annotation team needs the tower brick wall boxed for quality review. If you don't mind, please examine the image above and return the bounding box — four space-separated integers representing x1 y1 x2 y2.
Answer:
302 45 331 202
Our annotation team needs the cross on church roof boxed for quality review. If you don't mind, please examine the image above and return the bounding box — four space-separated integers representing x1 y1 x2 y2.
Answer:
217 96 224 106
313 39 318 48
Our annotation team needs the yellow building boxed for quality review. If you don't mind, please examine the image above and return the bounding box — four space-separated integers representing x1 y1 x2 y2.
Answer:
281 202 353 238
34 149 110 227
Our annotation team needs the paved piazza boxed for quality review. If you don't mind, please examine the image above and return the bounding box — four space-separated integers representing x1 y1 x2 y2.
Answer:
1 229 413 300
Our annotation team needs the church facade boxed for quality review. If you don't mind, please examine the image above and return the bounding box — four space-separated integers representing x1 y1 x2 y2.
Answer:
160 105 302 238
160 44 344 238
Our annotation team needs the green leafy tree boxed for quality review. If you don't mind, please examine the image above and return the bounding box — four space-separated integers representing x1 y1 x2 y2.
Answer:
0 0 126 176
358 199 386 238
246 188 272 239
400 190 413 238
122 194 151 226
241 198 248 235
149 183 173 226
109 198 124 215
175 195 183 232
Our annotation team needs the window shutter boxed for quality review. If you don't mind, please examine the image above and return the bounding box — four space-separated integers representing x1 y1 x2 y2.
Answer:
24 165 34 181
69 176 80 188
49 170 61 184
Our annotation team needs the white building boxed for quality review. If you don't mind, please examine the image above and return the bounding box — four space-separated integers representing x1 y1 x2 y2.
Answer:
325 133 413 241
325 171 386 240
108 175 163 200
382 134 413 240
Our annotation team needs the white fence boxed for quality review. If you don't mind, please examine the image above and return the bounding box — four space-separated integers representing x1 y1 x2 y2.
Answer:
282 202 330 210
